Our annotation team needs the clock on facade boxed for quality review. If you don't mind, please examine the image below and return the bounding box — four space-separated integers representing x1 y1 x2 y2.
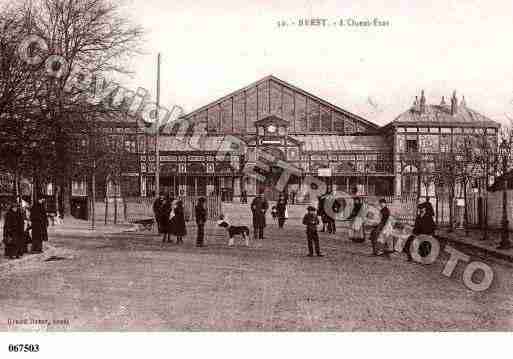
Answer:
267 124 276 133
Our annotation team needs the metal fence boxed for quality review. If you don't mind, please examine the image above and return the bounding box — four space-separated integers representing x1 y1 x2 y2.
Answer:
94 196 222 224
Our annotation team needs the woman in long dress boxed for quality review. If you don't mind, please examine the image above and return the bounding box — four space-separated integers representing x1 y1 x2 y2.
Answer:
348 197 366 242
171 200 187 244
3 203 25 259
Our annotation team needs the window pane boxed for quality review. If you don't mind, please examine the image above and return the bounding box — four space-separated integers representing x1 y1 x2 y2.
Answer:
308 99 320 132
295 93 307 132
258 81 269 120
320 105 331 132
246 87 257 133
270 81 282 116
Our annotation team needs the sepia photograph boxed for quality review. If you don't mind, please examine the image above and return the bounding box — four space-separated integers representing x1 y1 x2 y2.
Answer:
0 0 512 355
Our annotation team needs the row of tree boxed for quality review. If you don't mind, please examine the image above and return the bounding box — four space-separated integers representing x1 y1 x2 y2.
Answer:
0 0 144 214
413 127 513 233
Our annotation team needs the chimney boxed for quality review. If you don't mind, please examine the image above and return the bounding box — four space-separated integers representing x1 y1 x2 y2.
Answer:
440 96 446 106
419 90 426 113
451 90 458 115
460 95 466 107
412 96 419 112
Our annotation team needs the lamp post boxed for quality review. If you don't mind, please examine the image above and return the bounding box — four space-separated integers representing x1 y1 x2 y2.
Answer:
498 139 512 250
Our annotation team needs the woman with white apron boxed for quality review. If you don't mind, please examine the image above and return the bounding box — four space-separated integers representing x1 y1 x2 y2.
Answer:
348 197 366 242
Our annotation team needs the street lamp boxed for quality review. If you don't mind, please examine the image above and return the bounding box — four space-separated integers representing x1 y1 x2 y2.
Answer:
498 139 512 250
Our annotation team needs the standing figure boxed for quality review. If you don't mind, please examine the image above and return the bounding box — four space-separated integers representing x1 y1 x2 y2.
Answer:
160 196 173 243
302 206 323 257
276 195 287 229
250 192 269 239
30 198 47 253
422 196 435 218
240 190 248 204
317 194 328 232
348 196 365 242
369 198 391 257
3 203 25 259
404 204 436 261
195 197 207 247
290 190 296 205
172 200 187 244
325 190 339 234
153 195 165 234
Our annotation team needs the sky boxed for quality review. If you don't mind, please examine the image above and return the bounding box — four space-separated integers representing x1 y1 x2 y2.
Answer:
117 0 513 126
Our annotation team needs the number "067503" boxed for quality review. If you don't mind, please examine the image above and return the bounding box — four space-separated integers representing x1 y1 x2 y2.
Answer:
8 344 39 352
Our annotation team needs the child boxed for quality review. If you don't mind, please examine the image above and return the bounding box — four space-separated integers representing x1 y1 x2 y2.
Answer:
302 206 324 257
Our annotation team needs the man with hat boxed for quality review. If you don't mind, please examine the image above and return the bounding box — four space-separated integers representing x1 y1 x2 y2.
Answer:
302 205 324 257
250 191 269 239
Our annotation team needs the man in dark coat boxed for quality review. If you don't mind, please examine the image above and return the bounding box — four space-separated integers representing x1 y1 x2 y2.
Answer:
251 193 268 239
404 204 436 261
30 198 47 253
276 195 287 229
153 195 165 234
160 196 173 243
195 197 207 247
302 206 323 257
3 203 25 259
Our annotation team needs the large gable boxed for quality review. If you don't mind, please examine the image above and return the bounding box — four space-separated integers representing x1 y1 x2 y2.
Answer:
180 75 379 135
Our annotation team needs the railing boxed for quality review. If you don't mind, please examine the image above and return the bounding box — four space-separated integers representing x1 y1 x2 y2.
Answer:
93 195 222 223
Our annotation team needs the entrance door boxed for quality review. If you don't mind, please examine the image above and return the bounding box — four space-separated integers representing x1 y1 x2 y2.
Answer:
256 165 287 201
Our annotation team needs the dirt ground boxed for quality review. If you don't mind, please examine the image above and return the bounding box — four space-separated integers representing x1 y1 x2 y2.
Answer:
1 203 512 331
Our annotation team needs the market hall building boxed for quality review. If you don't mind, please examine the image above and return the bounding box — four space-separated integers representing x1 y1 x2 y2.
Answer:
147 75 391 200
144 75 499 201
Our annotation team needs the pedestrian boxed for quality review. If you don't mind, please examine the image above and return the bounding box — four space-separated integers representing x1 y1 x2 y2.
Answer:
325 190 339 234
422 196 435 218
195 197 207 247
290 190 296 205
171 200 187 244
369 198 391 257
348 196 365 242
317 194 328 232
276 195 287 229
3 202 24 259
153 194 165 234
160 196 173 243
404 204 436 261
250 192 268 239
30 197 48 253
302 206 323 257
240 190 248 204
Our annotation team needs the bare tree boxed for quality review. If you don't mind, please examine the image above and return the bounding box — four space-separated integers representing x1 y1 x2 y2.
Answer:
18 0 144 213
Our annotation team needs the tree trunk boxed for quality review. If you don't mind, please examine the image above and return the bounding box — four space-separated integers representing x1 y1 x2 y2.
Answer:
463 178 469 236
104 182 109 225
114 178 118 225
449 184 454 231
